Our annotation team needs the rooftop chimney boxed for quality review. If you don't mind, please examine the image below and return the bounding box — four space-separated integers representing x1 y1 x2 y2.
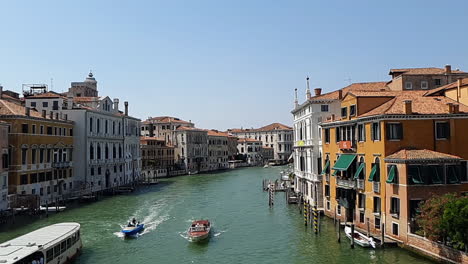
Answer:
447 103 454 114
0 85 3 98
314 88 322 96
55 113 59 120
113 98 119 113
25 107 30 116
67 96 73 110
124 101 128 116
306 76 311 100
338 89 343 100
42 110 47 118
445 64 452 74
49 111 53 119
331 114 335 121
404 100 412 115
453 104 460 114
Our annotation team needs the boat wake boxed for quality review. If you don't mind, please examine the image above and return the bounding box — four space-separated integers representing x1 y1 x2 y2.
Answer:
114 198 171 238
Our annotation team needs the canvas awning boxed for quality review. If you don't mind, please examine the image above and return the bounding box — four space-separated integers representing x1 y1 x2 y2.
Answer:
368 164 377 181
386 165 397 183
332 170 338 176
332 154 356 171
321 160 330 175
353 163 365 180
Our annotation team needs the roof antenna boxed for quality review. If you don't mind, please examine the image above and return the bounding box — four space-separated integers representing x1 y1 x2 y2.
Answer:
294 88 298 107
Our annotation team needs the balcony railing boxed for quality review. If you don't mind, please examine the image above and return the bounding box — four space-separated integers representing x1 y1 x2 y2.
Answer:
357 179 365 190
52 161 71 168
373 182 380 193
336 178 356 189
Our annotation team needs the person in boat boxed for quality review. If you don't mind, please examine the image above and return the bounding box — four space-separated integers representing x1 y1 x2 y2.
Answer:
127 221 134 227
132 218 137 226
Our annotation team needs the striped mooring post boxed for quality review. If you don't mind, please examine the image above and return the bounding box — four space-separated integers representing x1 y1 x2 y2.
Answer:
303 201 308 226
313 205 318 234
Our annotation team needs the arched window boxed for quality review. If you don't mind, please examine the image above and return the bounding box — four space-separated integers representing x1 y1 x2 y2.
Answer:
113 144 116 159
119 145 122 158
374 157 380 182
105 144 109 159
97 144 101 160
90 144 94 160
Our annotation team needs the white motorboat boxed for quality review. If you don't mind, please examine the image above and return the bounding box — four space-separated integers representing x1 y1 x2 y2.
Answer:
344 226 376 248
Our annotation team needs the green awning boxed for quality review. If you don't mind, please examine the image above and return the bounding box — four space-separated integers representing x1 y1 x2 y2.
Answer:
321 160 330 175
368 164 377 181
332 154 356 171
332 170 338 176
386 165 397 183
353 163 365 180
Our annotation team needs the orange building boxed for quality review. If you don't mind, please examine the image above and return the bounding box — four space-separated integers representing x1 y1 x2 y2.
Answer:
0 98 74 206
320 89 468 243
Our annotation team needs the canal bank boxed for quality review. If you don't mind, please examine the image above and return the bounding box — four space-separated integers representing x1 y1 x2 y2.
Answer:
0 166 433 264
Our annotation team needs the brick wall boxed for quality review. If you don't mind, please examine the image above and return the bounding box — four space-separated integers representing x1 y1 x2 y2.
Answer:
406 233 467 264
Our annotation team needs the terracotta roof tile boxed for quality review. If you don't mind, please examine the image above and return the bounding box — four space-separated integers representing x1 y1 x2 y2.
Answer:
389 67 466 75
145 116 192 124
26 91 66 99
425 78 468 96
309 82 389 101
0 99 43 118
385 149 462 161
207 130 228 137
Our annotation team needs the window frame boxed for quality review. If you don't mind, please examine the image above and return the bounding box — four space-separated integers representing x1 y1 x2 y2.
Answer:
405 82 413 90
341 107 348 118
321 105 329 112
349 105 356 117
386 122 403 141
421 81 428 90
435 121 450 140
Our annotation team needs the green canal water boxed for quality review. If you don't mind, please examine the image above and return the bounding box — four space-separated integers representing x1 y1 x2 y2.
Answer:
0 166 432 264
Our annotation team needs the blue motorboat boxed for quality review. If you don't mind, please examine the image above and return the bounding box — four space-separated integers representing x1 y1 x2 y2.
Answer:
121 223 145 237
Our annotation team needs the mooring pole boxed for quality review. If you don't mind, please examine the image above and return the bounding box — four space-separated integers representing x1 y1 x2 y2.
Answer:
381 223 385 248
351 224 355 249
314 205 318 234
337 219 341 243
304 201 308 226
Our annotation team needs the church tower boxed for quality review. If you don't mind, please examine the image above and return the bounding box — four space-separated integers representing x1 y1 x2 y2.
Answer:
68 71 99 97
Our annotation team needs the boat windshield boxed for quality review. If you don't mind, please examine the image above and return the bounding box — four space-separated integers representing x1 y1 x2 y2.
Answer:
190 225 206 232
16 251 45 264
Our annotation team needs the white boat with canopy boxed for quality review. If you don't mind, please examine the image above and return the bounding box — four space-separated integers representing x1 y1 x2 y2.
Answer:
0 222 82 264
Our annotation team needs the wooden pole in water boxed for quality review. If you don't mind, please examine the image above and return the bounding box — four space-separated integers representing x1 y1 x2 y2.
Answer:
334 208 336 226
314 205 318 234
45 200 48 218
351 224 355 249
337 219 341 243
381 223 385 248
367 219 370 237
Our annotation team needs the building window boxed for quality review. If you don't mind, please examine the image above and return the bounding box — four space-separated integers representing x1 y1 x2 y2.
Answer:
321 105 329 112
341 107 347 118
375 217 381 229
373 196 381 213
324 185 330 197
350 105 356 116
435 122 450 140
30 102 36 107
358 193 365 208
335 127 340 142
97 119 100 133
421 81 428 89
435 79 441 86
47 126 52 135
22 124 28 133
324 128 330 143
52 101 59 110
390 197 400 216
21 149 27 165
371 122 380 141
326 200 330 210
405 82 413 90
358 124 365 142
43 102 48 107
359 212 365 223
32 125 36 134
386 123 403 140
392 222 399 236
337 205 341 215
20 174 28 185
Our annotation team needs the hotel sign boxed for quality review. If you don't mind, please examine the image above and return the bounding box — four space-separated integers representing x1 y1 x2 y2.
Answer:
339 141 352 149
296 140 305 146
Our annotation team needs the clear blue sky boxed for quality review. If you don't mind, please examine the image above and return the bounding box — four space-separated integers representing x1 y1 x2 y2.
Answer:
1 0 467 130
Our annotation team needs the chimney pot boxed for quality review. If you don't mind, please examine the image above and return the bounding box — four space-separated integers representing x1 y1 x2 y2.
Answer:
453 104 459 114
42 110 46 118
55 113 59 120
447 103 454 113
314 88 322 96
445 64 452 74
338 89 343 100
0 85 3 98
124 101 128 116
331 114 335 121
49 111 53 119
404 100 412 115
25 107 30 116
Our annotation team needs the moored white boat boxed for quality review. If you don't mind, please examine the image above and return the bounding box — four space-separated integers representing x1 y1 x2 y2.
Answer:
344 226 376 248
0 222 82 264
187 220 211 242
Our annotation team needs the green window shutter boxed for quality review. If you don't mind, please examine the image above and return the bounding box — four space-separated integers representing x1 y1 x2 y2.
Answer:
386 165 397 183
353 163 365 180
321 160 330 175
368 164 377 181
332 170 338 176
332 154 356 171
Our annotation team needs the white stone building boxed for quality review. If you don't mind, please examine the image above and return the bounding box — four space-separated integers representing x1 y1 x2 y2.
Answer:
174 127 208 173
207 130 229 171
0 122 9 212
24 73 141 194
237 138 263 166
228 123 293 161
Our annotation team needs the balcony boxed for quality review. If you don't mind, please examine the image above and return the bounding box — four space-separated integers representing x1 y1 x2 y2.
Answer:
52 161 71 168
357 179 365 190
336 178 356 189
373 182 380 193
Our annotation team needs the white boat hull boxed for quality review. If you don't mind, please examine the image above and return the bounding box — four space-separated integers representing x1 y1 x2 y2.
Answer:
344 226 376 248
